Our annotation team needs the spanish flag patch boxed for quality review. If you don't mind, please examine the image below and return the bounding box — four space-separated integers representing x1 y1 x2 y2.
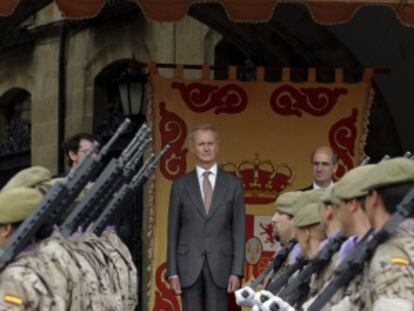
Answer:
391 257 409 266
4 293 23 306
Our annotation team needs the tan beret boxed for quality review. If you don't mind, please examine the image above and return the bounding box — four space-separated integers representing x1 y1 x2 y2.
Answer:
320 185 334 205
293 189 324 228
275 191 302 216
0 188 43 224
2 166 51 192
332 164 375 202
362 158 414 191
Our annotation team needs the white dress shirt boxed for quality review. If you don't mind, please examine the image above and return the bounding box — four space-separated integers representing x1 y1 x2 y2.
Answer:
313 180 334 189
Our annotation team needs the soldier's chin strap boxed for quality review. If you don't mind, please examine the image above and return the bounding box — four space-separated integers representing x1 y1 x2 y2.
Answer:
308 185 414 311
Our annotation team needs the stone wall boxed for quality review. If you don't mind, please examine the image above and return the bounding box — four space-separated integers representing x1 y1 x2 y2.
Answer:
0 3 221 173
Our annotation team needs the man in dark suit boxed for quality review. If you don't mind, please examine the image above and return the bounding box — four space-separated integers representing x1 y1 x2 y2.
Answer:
300 146 338 191
167 124 245 311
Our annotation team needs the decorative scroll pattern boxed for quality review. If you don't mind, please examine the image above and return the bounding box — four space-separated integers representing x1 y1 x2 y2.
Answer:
270 85 348 117
159 102 188 180
153 262 180 311
329 108 358 179
171 82 248 114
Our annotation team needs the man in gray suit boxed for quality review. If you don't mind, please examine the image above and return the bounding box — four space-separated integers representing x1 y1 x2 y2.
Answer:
167 124 245 311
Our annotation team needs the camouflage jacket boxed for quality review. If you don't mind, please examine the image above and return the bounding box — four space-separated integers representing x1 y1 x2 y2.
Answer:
333 218 414 310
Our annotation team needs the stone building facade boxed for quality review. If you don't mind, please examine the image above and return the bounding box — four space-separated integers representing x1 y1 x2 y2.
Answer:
0 3 221 174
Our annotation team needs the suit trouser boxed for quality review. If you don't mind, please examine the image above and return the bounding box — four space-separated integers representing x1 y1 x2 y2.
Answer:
181 259 227 311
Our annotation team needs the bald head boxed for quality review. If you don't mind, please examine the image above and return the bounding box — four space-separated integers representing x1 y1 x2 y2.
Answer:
311 146 338 188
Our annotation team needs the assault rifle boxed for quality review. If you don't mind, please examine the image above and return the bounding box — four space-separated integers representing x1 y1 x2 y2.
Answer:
0 119 131 270
278 233 347 305
307 198 412 311
91 144 170 235
60 124 152 237
266 256 309 296
239 239 297 299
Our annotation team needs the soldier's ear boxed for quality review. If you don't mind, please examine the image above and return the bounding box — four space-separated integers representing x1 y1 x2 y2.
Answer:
303 228 311 242
0 224 13 238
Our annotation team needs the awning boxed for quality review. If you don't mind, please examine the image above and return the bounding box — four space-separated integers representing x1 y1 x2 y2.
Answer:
1 0 414 26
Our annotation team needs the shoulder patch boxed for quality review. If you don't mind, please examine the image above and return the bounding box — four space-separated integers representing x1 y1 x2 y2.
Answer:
4 293 23 306
391 257 409 266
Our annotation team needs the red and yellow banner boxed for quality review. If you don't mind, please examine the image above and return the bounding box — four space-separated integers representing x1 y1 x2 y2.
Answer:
146 62 372 310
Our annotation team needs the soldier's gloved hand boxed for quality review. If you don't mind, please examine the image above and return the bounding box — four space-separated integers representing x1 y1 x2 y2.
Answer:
254 290 275 308
235 286 255 308
261 296 294 311
251 305 261 311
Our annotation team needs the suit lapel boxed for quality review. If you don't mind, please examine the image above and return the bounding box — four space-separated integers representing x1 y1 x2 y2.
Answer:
207 168 228 219
185 170 207 219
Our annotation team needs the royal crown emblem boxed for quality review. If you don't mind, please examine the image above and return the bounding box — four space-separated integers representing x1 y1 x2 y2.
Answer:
222 154 295 205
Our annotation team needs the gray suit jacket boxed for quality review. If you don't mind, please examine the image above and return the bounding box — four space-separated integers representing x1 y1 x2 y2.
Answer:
167 168 245 288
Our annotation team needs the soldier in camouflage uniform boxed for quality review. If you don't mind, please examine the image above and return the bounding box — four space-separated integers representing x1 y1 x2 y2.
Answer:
289 189 325 306
235 191 302 308
307 186 341 297
300 164 375 310
253 165 375 310
331 157 414 310
0 166 138 310
263 191 302 288
0 187 69 310
292 189 325 260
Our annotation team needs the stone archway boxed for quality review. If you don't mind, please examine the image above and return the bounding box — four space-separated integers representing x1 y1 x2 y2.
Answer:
0 87 31 187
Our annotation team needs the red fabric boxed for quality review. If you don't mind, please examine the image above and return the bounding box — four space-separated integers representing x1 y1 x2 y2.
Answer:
1 0 414 27
0 0 19 16
55 0 105 18
306 2 362 24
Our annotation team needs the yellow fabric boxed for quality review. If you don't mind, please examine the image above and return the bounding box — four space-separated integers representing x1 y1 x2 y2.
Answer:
391 257 409 266
147 63 371 310
3 294 23 306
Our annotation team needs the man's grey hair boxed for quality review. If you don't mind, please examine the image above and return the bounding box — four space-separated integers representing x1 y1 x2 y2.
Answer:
188 124 219 146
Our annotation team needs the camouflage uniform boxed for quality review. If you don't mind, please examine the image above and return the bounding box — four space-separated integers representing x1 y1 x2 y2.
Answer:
263 244 300 289
309 251 339 297
69 229 138 311
0 248 68 310
98 229 138 310
338 219 414 310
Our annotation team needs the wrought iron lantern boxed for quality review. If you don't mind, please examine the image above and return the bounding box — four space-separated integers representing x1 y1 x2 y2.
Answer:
116 58 147 123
